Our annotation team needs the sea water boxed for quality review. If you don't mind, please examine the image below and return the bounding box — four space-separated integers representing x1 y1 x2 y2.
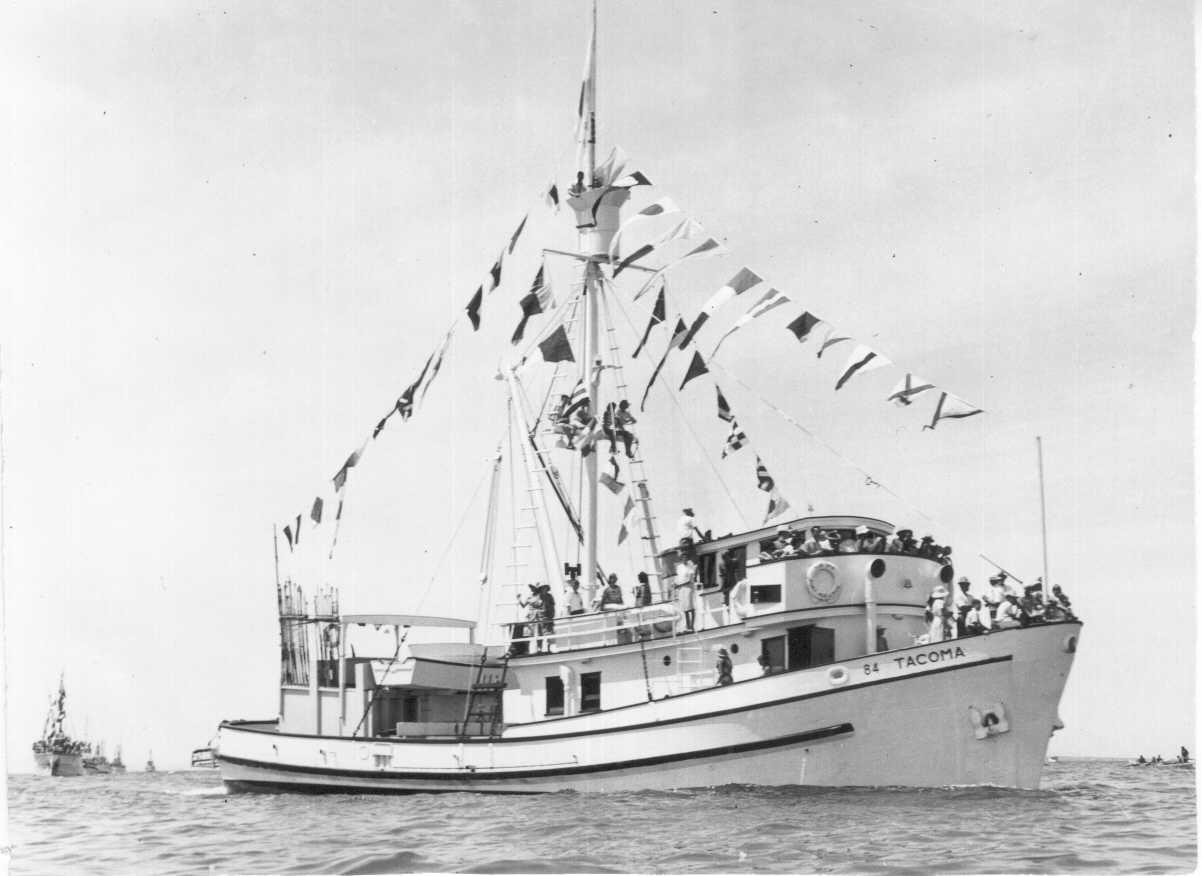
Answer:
7 759 1195 874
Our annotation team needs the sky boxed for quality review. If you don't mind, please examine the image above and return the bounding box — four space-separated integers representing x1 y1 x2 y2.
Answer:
1 0 1194 770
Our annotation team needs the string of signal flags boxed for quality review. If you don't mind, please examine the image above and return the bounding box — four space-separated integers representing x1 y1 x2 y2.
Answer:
278 163 983 555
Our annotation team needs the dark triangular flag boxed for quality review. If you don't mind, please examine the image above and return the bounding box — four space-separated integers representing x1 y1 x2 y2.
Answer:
293 514 302 545
511 265 550 345
282 524 294 551
786 312 820 343
613 243 654 277
538 325 575 363
372 412 391 439
631 283 666 359
310 497 324 524
640 318 689 411
466 285 483 331
679 351 709 391
716 386 735 423
545 181 559 210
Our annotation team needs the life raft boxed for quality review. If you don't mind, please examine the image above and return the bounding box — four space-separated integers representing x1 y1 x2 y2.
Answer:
827 665 849 687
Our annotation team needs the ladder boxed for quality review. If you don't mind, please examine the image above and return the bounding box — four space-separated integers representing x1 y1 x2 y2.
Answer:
670 630 709 695
459 652 511 738
597 280 664 591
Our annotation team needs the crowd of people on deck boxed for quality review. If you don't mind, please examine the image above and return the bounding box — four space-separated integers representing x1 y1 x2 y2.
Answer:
759 524 953 562
510 505 1077 655
917 572 1076 644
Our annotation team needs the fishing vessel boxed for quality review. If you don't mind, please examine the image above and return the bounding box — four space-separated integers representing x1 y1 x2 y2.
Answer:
215 5 1082 793
82 742 115 775
145 751 156 773
32 677 87 777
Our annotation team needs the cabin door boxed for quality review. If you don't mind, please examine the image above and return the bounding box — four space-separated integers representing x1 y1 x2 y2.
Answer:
787 625 835 669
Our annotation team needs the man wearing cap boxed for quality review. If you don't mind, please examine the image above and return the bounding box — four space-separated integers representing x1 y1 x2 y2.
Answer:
953 577 973 636
772 525 794 558
677 508 703 547
715 647 733 686
964 599 987 635
994 594 1022 629
987 574 1008 607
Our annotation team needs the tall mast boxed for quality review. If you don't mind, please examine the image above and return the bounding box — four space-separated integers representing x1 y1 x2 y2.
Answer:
567 0 628 589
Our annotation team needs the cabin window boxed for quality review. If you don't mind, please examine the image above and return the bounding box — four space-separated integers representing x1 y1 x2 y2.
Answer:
761 636 786 674
751 584 781 603
545 676 564 716
402 695 420 724
719 548 746 593
788 625 835 669
580 671 602 713
697 552 718 590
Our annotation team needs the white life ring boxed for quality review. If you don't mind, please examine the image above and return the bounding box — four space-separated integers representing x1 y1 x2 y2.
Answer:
806 561 842 603
827 665 849 687
969 702 1009 739
730 578 752 619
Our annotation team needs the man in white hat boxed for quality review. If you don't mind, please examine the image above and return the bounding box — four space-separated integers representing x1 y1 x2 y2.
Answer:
927 581 947 644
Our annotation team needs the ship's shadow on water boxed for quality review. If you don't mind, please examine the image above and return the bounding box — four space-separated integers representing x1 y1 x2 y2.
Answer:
7 761 1196 875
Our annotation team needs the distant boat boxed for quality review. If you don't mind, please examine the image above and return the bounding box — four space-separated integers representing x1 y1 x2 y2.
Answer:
31 676 86 777
145 751 156 773
82 742 114 775
191 746 217 769
110 745 127 774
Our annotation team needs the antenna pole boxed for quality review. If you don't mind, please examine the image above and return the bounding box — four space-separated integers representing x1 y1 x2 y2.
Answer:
1036 436 1050 591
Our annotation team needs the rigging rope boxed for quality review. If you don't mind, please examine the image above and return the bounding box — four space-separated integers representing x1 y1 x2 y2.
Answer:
606 280 750 528
705 359 936 525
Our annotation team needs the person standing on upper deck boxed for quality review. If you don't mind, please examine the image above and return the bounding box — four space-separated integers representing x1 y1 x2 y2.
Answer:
566 578 585 615
677 507 703 548
675 556 698 632
632 571 653 607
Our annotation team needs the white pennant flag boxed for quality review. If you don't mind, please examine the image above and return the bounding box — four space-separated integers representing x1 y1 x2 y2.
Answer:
835 344 891 391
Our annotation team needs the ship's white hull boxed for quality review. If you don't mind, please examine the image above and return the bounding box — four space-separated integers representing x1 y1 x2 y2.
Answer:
33 751 84 777
217 622 1080 793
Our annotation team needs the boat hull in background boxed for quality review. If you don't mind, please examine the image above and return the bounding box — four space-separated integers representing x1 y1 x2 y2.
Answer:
34 752 84 777
218 622 1080 794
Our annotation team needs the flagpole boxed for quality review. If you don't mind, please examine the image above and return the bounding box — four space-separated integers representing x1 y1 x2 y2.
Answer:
1036 436 1050 591
587 0 597 183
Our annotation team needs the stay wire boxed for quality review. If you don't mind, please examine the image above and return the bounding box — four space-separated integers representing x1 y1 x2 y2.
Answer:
705 359 935 526
605 279 749 529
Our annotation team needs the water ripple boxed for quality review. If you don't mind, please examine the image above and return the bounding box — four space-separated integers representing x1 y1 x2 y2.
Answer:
7 759 1196 874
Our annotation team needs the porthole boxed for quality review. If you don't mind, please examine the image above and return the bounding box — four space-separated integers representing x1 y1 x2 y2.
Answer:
662 655 672 667
939 565 954 584
730 643 739 655
1063 635 1077 654
869 558 887 579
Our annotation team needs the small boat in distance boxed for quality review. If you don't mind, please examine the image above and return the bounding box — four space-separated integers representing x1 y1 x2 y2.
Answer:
31 676 86 777
145 751 156 773
191 746 217 769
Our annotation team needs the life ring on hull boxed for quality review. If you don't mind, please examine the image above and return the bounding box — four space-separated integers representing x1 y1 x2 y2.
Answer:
827 665 849 687
806 561 842 603
969 702 1010 739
